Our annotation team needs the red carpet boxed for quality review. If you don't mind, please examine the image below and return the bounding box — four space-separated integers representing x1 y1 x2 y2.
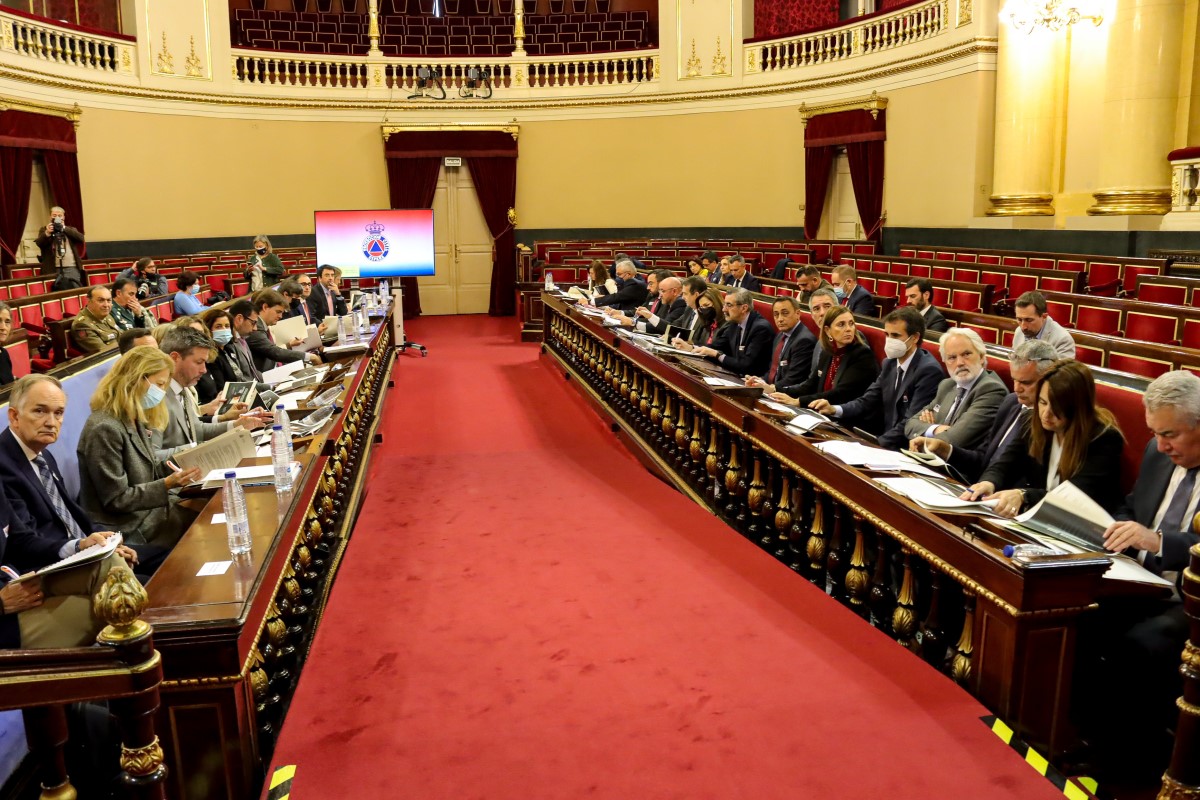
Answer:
266 315 1062 799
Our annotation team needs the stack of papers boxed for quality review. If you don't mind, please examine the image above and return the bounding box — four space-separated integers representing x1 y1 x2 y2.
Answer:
786 409 831 433
702 376 743 388
874 476 999 515
201 463 300 490
814 440 941 477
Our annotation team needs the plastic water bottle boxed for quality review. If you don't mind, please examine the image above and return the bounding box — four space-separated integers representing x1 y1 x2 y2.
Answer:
274 404 291 439
1002 544 1066 559
222 472 252 555
544 271 555 291
272 424 294 492
337 315 348 344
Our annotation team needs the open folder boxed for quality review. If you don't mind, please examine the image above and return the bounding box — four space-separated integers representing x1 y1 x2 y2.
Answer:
270 316 322 353
173 427 257 479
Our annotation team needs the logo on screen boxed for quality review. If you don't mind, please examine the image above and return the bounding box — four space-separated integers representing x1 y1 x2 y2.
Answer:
361 221 390 262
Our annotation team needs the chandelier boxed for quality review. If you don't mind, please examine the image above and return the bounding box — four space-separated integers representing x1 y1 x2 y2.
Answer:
1004 0 1104 34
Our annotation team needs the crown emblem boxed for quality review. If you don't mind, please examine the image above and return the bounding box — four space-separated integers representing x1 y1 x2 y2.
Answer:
364 220 386 236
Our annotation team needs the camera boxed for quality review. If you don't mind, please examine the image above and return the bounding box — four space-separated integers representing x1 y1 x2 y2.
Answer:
51 219 63 236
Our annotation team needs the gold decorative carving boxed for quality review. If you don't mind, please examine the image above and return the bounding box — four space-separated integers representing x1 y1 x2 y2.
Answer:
1158 772 1200 800
120 737 164 777
685 38 701 78
711 37 728 76
507 207 518 226
951 595 975 684
799 90 887 124
987 194 1054 216
652 56 660 79
155 32 174 75
957 0 973 27
94 567 150 643
382 122 519 141
120 47 131 72
1178 696 1200 717
1172 169 1182 205
1183 641 1200 671
0 97 81 129
3 21 14 51
37 780 76 800
184 36 202 78
374 68 382 86
1088 189 1172 216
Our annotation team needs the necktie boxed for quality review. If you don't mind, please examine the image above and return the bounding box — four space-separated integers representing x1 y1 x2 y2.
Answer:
326 288 334 317
33 455 87 542
994 407 1027 455
944 386 968 424
894 366 904 395
237 337 262 381
178 389 197 443
1160 467 1200 533
768 333 788 383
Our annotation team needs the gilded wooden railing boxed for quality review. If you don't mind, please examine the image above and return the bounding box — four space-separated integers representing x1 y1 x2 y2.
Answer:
1159 543 1200 799
0 11 134 75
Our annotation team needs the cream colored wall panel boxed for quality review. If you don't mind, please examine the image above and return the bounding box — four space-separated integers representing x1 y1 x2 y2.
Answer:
515 109 805 230
75 108 390 242
884 72 988 227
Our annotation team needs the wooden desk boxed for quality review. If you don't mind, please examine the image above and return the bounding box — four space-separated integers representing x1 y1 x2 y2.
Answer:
541 292 1160 762
140 321 396 800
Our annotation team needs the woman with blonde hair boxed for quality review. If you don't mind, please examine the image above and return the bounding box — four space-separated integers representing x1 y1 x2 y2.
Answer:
77 346 202 547
246 234 284 291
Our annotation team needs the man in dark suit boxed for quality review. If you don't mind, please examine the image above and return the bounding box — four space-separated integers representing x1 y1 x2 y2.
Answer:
689 287 774 375
831 265 875 317
247 289 322 374
903 277 949 333
747 296 816 395
0 375 163 578
810 307 944 448
307 265 348 322
592 260 648 314
909 340 1058 480
634 276 691 335
903 328 1006 450
720 254 761 292
796 265 834 306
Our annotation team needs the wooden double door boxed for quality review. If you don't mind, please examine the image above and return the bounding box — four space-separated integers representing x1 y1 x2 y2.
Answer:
419 163 493 315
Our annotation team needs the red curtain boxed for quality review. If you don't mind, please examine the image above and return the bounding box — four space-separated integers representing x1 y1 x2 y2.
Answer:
385 157 443 319
846 141 885 240
385 130 519 317
0 148 33 266
753 0 839 39
0 109 82 265
803 109 886 242
466 157 517 316
804 147 835 241
41 150 86 258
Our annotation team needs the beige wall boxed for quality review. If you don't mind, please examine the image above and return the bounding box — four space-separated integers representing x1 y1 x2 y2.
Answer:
74 75 993 245
76 109 391 243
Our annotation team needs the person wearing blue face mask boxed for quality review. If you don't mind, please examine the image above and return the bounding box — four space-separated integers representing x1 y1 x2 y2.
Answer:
77 346 202 548
195 308 271 408
173 271 207 317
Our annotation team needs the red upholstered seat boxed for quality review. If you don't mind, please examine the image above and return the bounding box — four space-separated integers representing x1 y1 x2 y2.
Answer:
1075 305 1121 336
961 323 998 344
954 268 980 283
930 265 953 281
1029 257 1054 270
1074 344 1104 368
909 264 930 278
954 253 977 263
1002 256 1026 268
1039 276 1074 293
1124 265 1162 294
1137 283 1186 305
932 287 950 306
1044 300 1074 325
949 289 983 313
1108 352 1173 380
1124 311 1179 344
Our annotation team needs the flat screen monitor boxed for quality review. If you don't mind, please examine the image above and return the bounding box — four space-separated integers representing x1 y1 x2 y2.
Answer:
314 209 435 278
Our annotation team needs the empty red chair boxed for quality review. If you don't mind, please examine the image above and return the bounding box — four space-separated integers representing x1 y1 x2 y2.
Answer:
916 250 935 260
930 265 953 280
949 289 983 313
875 279 899 298
954 253 977 263
760 285 777 297
1002 256 1026 268
1001 329 1016 347
1075 305 1121 336
857 277 876 293
932 286 950 307
1124 265 1162 295
979 254 1002 265
954 268 980 283
1108 352 1172 379
1086 262 1121 295
961 323 998 344
1044 300 1075 325
1124 311 1179 344
1137 283 1187 305
1039 276 1074 293
1074 344 1104 368
910 264 930 278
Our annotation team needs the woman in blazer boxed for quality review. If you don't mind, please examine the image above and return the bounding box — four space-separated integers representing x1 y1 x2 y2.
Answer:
967 361 1124 517
77 346 202 547
687 287 725 347
588 260 619 298
768 306 878 408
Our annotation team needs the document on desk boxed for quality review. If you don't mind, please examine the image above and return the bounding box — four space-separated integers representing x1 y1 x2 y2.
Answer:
201 464 283 489
786 409 831 433
814 440 941 477
874 476 999 515
575 306 608 318
1005 481 1113 548
1019 528 1173 587
702 376 743 388
262 360 306 385
173 427 256 479
269 316 314 350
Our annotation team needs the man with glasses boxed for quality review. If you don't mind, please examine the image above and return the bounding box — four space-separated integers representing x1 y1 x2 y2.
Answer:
903 327 1006 449
690 287 774 376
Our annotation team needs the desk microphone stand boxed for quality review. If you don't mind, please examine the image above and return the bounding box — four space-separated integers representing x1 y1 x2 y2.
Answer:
391 284 427 357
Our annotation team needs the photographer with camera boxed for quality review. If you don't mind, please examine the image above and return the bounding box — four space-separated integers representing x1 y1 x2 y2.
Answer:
35 207 85 290
116 257 168 300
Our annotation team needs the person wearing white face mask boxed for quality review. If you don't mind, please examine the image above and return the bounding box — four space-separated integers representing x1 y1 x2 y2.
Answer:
808 307 945 448
903 328 1007 450
77 346 202 548
195 308 271 407
173 270 207 317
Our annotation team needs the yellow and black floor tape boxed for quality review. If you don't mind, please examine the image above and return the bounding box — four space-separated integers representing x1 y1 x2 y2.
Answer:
267 764 296 800
980 715 1105 799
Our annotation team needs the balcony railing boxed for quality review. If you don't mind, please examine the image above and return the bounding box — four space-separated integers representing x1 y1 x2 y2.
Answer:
0 9 134 75
746 0 948 74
